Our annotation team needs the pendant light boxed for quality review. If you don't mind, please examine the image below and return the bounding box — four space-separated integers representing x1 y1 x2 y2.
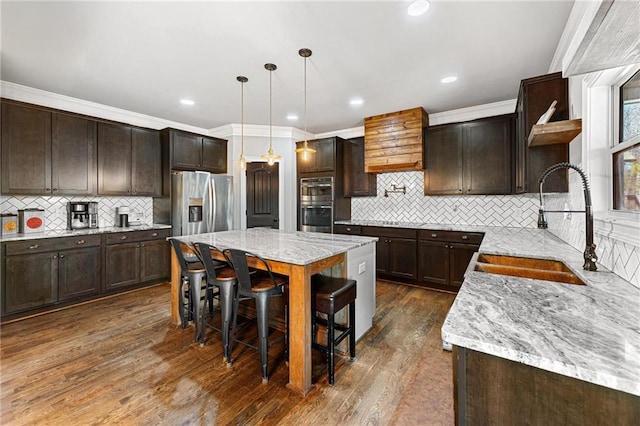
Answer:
261 63 281 166
295 48 316 161
237 75 248 170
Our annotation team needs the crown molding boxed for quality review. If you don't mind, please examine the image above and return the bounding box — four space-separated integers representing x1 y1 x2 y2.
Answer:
428 99 517 126
0 80 209 133
315 126 364 139
209 123 312 141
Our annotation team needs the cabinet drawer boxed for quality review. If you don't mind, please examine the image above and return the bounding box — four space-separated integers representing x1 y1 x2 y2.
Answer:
105 229 170 245
419 230 484 245
5 234 102 255
334 224 361 235
361 226 417 240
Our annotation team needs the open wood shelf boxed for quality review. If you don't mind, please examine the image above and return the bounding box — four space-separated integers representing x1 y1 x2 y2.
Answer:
527 118 582 147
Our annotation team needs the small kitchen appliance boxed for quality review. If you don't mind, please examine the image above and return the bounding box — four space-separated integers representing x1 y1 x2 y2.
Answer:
117 206 130 228
18 208 45 233
67 202 99 230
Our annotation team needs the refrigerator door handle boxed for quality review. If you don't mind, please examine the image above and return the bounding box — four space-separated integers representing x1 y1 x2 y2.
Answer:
207 178 216 232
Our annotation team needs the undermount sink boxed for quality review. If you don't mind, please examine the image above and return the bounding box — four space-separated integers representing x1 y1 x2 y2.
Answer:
474 254 586 286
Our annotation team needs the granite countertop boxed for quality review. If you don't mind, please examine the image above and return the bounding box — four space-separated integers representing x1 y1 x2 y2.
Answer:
172 228 377 266
0 224 172 243
340 220 639 396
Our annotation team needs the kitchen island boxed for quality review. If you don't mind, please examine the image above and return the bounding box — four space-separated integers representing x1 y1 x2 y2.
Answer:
169 228 377 396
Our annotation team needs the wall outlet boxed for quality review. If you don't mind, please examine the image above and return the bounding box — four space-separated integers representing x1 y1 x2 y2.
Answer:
358 262 366 274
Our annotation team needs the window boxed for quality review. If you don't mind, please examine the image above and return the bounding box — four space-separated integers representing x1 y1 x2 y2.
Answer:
614 70 640 212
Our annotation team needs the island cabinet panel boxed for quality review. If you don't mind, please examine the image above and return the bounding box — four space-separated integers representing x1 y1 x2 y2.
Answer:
1 101 52 194
98 123 161 196
361 227 417 280
454 346 640 425
343 137 377 197
516 72 569 193
424 114 513 195
364 107 428 173
418 230 483 292
166 128 228 174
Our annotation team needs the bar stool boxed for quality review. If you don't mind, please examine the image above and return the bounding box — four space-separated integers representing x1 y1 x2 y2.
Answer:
311 274 357 385
169 238 213 342
194 242 238 362
223 248 288 384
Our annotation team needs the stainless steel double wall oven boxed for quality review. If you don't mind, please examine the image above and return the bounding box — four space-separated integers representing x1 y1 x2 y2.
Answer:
299 177 333 233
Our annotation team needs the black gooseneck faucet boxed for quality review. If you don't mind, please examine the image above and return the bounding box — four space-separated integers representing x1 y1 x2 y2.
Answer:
537 162 598 271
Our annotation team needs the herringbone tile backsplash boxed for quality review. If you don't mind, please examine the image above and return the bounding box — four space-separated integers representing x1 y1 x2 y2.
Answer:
351 171 540 227
0 195 152 230
544 170 640 289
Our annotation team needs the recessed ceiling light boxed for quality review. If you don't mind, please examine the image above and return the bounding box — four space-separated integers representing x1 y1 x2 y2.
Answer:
287 114 298 121
441 76 458 84
407 0 430 17
350 98 364 106
180 99 195 106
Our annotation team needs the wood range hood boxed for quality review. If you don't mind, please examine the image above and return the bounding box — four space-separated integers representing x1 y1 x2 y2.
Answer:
364 106 429 173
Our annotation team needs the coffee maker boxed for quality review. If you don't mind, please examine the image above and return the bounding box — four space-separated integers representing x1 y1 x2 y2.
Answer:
68 202 99 230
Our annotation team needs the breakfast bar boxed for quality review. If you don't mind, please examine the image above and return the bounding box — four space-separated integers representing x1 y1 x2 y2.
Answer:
169 228 377 395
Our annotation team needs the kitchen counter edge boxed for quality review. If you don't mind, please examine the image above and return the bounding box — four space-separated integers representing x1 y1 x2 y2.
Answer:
0 224 172 243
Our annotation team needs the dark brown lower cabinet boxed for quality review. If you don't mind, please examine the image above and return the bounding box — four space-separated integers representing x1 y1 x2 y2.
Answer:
360 227 418 281
2 229 170 320
418 230 483 292
57 246 102 301
3 236 102 315
4 251 58 314
105 242 140 290
140 239 170 282
453 346 640 425
105 229 170 291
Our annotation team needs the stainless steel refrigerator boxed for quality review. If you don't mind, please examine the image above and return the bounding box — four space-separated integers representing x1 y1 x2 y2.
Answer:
171 171 233 236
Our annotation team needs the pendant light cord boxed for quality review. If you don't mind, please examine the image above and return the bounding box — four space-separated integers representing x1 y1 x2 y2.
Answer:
304 54 307 143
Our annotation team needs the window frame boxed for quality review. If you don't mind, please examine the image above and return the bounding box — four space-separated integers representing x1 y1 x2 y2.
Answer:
610 66 640 217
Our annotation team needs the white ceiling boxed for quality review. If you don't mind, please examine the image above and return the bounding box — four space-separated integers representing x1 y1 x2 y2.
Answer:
0 1 574 134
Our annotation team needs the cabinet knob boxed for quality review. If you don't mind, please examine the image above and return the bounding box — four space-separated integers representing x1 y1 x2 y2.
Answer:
52 188 58 192
141 243 145 247
59 254 65 258
28 244 40 250
461 235 468 240
431 233 437 238
152 232 158 237
45 188 51 191
346 227 351 231
120 236 127 240
53 254 58 259
76 239 86 245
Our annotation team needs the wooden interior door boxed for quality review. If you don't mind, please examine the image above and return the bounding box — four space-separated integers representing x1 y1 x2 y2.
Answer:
246 162 279 229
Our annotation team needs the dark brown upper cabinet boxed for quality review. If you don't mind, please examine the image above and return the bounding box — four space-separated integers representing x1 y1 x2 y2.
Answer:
97 122 161 196
166 128 227 173
1 101 96 195
515 72 569 193
424 114 514 195
296 137 337 174
343 137 377 197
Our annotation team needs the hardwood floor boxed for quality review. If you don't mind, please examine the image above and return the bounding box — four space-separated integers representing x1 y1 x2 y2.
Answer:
0 281 456 425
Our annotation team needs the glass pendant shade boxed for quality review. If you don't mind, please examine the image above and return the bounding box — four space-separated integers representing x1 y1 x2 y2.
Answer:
237 75 248 170
261 63 281 166
294 48 316 160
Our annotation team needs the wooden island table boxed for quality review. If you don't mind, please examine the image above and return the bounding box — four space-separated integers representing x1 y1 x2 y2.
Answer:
169 228 377 396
